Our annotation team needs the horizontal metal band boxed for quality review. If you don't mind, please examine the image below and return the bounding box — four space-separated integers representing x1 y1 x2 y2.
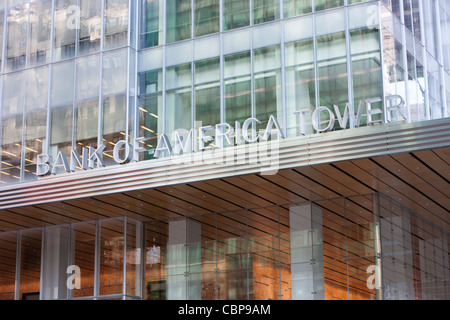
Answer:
0 118 449 209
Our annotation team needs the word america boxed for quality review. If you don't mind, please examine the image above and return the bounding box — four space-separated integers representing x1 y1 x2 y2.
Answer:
37 94 406 177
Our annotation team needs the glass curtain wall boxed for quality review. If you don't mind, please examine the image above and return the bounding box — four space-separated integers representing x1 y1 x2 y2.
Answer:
23 66 49 181
1 71 25 184
74 54 100 153
224 51 252 124
49 60 75 161
194 57 221 144
5 0 29 72
0 194 448 300
78 0 102 55
140 0 164 48
165 62 192 147
104 0 129 49
53 0 77 61
285 38 315 136
138 68 163 160
102 49 128 164
254 45 283 133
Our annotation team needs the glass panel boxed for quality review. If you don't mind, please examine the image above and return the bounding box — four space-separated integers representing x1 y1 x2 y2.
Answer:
140 0 164 48
253 0 279 25
283 0 312 18
194 58 220 135
49 60 75 160
345 195 378 300
248 207 280 300
224 76 252 124
1 71 25 184
41 225 70 300
166 0 191 43
5 0 28 72
351 52 382 128
72 221 96 298
317 58 349 129
317 31 346 61
285 63 315 136
0 232 17 300
223 0 250 31
315 0 344 12
145 220 169 300
0 2 5 70
28 0 52 66
216 210 249 300
253 46 282 133
138 69 163 160
166 63 192 143
99 218 124 296
78 0 102 55
125 219 142 297
254 70 283 132
102 49 128 164
194 0 219 37
187 214 216 300
224 51 252 125
23 66 49 181
19 229 42 300
75 54 100 152
104 0 129 49
285 38 315 137
53 0 77 61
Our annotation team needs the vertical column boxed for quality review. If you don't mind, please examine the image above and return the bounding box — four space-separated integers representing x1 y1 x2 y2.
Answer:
41 226 70 300
167 219 201 300
289 204 324 300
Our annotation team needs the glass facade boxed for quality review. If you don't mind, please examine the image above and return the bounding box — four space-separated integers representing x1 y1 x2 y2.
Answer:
0 0 449 184
0 194 448 300
0 0 449 301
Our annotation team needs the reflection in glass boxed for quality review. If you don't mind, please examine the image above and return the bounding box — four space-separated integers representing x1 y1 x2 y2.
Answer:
24 67 49 181
29 0 52 66
53 0 77 61
253 0 279 25
194 0 220 37
194 58 220 131
49 60 75 160
5 1 28 71
223 0 250 31
72 222 96 298
224 52 252 125
1 71 25 184
102 49 128 165
140 0 164 48
166 63 192 145
285 39 315 137
126 220 143 297
253 46 282 133
99 218 124 296
138 69 163 160
19 229 42 300
0 3 5 69
315 0 344 11
78 0 102 55
104 0 129 49
166 0 191 43
0 232 17 300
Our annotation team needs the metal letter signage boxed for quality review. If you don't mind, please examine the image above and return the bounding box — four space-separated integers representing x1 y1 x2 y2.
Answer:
37 95 407 177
